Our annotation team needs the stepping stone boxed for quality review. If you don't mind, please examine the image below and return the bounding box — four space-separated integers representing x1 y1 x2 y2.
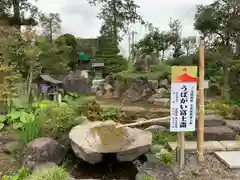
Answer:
219 141 240 151
225 120 240 133
204 126 236 141
168 141 226 152
215 151 240 168
197 115 225 127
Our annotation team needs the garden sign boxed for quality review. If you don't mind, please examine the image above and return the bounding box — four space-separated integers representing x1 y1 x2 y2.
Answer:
170 66 198 132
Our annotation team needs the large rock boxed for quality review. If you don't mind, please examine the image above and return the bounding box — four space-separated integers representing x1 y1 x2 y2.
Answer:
153 98 170 107
22 137 67 171
225 120 240 133
148 88 167 104
135 162 176 180
69 121 152 164
124 78 156 102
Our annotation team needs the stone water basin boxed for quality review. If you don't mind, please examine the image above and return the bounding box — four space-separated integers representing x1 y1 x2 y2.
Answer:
69 120 152 164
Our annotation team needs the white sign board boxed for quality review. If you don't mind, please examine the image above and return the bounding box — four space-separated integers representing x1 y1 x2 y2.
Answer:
204 80 209 89
170 66 197 132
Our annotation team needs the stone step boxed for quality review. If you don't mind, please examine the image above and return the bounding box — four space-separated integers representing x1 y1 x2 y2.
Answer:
215 151 240 169
204 126 236 141
168 141 226 152
168 140 240 152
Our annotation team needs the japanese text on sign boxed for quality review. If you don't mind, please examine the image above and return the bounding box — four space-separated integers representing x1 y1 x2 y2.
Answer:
170 66 197 132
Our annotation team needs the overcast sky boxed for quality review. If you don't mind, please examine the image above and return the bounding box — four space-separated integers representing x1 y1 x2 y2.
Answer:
34 0 214 56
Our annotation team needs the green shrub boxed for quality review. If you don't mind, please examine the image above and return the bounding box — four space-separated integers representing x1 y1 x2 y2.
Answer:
157 152 173 168
101 108 118 121
3 168 30 180
152 132 177 146
18 117 43 147
26 166 70 180
35 101 77 138
80 99 102 121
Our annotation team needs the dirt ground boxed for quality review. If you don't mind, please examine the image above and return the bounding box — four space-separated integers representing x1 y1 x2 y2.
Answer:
174 152 240 180
0 127 20 177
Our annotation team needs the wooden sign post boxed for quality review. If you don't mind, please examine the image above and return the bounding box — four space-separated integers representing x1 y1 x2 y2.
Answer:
170 66 198 169
197 39 205 162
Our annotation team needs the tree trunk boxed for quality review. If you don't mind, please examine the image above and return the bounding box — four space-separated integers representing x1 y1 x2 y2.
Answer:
112 0 118 46
162 50 165 61
12 0 21 30
27 66 33 102
49 20 53 43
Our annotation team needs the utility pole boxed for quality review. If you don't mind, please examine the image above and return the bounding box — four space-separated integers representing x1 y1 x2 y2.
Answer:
128 31 131 60
197 38 205 162
128 30 137 61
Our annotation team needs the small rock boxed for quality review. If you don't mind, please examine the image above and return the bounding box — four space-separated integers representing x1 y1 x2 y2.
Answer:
2 141 18 154
155 149 168 156
145 153 159 163
193 167 210 177
150 144 164 154
33 162 57 172
145 125 167 133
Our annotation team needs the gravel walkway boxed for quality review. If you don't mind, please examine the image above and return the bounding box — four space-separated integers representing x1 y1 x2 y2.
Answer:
174 152 240 180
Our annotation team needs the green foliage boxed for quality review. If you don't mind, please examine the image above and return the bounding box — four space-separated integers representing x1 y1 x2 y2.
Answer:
157 152 173 168
18 118 43 147
87 0 144 43
39 12 61 43
101 107 118 121
153 131 196 146
2 168 30 180
143 176 154 180
94 36 128 75
80 99 102 121
26 166 70 180
152 132 177 146
35 101 77 137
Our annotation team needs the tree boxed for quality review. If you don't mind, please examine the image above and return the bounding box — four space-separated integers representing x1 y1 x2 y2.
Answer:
94 36 127 75
86 0 144 45
182 36 197 56
169 19 184 58
1 0 38 29
39 12 61 43
194 0 240 101
133 27 173 63
55 34 78 69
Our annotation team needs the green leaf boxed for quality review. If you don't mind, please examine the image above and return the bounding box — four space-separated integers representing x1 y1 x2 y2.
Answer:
0 115 6 123
12 122 23 130
8 111 21 120
20 112 30 123
0 123 4 131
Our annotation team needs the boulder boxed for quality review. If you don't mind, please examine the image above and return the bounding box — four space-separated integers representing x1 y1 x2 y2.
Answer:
153 98 170 107
225 120 240 133
148 88 167 104
69 121 152 164
145 125 167 133
124 78 156 102
135 162 176 180
22 137 67 171
159 79 169 89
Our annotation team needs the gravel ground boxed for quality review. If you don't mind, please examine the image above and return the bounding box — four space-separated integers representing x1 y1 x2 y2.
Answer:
174 151 240 180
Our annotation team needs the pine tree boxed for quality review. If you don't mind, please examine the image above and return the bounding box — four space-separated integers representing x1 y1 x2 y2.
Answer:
94 36 127 75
